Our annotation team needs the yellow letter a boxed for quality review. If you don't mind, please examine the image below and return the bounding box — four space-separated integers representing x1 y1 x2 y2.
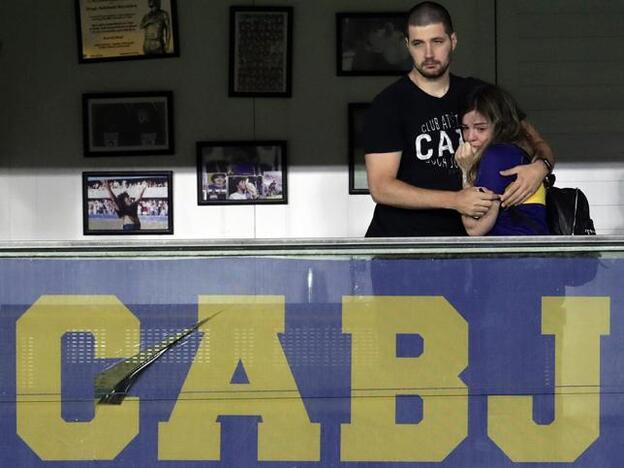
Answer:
159 295 320 461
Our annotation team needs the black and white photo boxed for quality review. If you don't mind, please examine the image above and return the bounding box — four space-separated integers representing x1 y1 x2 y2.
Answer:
82 92 174 157
337 13 411 76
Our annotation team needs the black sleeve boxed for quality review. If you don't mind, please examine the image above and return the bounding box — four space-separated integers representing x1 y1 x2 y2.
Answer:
362 91 403 154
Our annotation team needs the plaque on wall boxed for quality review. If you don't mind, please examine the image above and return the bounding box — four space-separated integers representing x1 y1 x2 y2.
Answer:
75 0 179 63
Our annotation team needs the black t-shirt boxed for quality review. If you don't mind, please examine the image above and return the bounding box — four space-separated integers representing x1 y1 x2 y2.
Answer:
364 74 485 237
116 200 141 226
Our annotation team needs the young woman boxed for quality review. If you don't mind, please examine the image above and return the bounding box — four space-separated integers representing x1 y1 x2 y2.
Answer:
455 85 550 236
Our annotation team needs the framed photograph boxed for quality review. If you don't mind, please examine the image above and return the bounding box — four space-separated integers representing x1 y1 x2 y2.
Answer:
229 6 293 97
349 103 371 194
83 171 173 235
82 91 174 157
197 141 287 205
75 0 179 63
337 12 412 76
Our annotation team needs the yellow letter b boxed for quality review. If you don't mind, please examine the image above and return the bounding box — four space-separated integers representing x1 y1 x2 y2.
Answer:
341 296 468 462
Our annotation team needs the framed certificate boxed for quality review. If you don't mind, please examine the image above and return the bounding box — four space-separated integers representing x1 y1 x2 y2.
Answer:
76 0 179 63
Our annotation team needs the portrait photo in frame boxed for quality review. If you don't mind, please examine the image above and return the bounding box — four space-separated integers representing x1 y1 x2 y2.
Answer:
83 171 173 235
337 12 412 76
75 0 180 63
82 91 174 157
348 103 371 194
197 141 287 205
229 6 293 97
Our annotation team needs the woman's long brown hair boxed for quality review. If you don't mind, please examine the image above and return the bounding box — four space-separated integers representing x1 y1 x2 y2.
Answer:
459 85 530 185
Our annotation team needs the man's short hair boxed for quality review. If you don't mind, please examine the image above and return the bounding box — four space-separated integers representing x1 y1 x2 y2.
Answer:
405 2 454 36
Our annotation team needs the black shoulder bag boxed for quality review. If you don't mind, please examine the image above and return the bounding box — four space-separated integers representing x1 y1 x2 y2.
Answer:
544 174 596 235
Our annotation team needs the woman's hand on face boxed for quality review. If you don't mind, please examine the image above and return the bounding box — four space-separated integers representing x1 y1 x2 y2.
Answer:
245 181 259 198
455 142 477 173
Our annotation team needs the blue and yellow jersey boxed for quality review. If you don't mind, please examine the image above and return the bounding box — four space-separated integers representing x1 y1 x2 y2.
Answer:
475 144 549 235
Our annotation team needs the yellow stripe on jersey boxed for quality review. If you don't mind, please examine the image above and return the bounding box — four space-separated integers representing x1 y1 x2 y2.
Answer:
523 183 546 205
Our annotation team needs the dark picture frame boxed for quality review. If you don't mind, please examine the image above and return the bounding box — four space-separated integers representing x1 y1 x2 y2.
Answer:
336 12 412 76
197 141 287 205
75 0 180 63
82 91 174 157
82 171 174 235
229 6 293 97
348 103 371 194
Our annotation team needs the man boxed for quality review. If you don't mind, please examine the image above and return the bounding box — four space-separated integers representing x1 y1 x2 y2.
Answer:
228 177 259 200
206 173 227 200
364 1 554 237
140 0 171 55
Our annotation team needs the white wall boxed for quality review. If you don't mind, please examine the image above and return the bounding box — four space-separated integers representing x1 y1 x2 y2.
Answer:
554 163 624 235
3 1 619 239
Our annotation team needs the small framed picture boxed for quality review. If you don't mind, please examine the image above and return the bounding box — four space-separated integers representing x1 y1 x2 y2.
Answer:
75 0 180 63
83 171 173 235
82 91 174 157
349 103 371 194
229 6 293 97
336 12 412 76
197 141 287 205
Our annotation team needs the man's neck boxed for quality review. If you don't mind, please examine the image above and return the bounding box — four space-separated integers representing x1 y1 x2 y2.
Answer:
408 69 451 98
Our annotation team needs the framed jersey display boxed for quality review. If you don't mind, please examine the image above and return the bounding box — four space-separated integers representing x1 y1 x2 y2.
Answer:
82 91 174 157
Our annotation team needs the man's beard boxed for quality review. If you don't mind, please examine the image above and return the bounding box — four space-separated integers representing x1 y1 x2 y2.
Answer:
414 57 451 80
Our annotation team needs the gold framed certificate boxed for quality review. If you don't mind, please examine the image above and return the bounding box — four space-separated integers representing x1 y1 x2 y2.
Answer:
76 0 179 63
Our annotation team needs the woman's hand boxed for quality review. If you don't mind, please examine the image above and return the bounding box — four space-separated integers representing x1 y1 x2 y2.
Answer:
454 142 477 174
245 181 259 199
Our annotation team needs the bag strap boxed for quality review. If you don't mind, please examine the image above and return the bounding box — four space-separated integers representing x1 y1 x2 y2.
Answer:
571 188 579 234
